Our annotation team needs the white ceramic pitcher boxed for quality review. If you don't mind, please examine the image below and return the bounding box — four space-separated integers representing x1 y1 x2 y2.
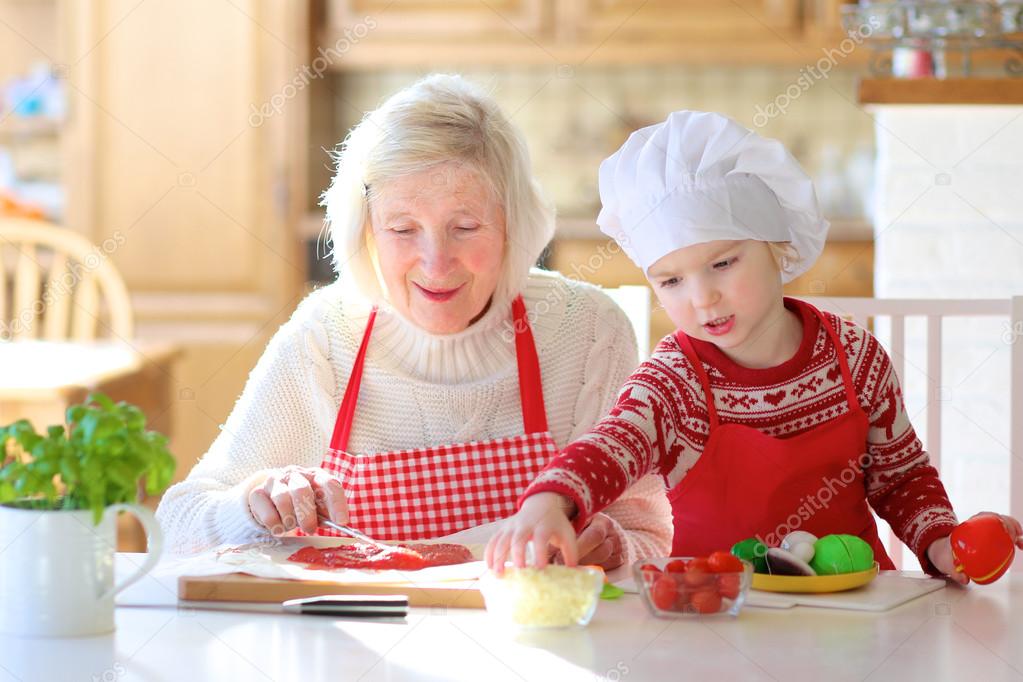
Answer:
0 502 162 637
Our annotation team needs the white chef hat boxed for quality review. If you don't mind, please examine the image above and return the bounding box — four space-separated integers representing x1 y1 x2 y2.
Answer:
596 110 828 283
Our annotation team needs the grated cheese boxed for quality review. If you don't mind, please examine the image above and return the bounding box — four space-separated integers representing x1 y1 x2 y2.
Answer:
482 566 601 628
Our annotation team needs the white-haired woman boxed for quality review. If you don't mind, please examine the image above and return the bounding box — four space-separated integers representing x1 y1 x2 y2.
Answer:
156 74 672 569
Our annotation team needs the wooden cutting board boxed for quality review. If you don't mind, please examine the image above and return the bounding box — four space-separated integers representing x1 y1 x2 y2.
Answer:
178 573 485 609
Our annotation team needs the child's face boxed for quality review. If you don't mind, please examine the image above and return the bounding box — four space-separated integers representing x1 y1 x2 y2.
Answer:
646 239 785 347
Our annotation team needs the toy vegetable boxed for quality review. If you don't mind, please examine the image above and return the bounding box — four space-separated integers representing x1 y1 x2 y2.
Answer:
950 514 1016 584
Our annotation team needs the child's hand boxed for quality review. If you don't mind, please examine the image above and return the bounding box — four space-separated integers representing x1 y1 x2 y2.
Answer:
485 493 578 574
927 512 1023 584
926 535 969 585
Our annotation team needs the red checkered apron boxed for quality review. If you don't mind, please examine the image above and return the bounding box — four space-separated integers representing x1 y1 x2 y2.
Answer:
315 296 557 540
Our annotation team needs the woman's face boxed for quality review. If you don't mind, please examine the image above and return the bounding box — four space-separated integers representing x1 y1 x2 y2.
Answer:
368 163 506 334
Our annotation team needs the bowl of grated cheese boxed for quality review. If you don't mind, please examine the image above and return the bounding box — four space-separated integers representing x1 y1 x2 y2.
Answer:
480 565 604 629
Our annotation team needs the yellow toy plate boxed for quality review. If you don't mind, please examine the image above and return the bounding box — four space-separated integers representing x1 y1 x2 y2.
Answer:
751 562 879 594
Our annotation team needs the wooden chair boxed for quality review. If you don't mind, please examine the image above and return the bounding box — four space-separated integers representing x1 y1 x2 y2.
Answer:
0 218 157 551
804 296 1023 572
0 218 133 341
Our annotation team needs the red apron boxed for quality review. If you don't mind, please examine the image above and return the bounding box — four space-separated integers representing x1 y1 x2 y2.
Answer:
315 296 558 541
668 302 895 569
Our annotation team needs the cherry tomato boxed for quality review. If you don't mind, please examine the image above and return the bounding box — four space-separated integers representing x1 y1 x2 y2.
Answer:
651 574 678 611
718 573 741 600
690 588 722 614
686 557 711 572
674 585 691 611
683 557 713 587
665 559 688 574
640 563 661 574
708 551 744 573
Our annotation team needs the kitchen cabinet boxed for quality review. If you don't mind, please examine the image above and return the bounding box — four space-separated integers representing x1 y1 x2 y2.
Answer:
327 0 548 41
85 0 309 493
555 0 802 44
322 0 551 66
0 1 311 507
321 0 868 68
804 0 855 36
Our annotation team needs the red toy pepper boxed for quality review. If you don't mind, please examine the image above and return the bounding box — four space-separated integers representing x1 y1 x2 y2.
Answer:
950 515 1016 584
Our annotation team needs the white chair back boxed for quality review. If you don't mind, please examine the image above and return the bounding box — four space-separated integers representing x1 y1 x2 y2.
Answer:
804 296 1023 572
604 285 651 363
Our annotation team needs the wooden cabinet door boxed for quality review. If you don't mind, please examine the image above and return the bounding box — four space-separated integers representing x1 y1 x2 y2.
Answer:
319 0 853 67
323 0 554 66
62 0 308 483
802 0 857 36
326 0 548 41
557 0 803 44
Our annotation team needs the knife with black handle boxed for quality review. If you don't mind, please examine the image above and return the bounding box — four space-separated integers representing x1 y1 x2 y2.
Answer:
174 594 409 619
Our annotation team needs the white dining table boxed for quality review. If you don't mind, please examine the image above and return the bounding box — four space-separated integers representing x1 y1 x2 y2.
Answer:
1 554 1020 682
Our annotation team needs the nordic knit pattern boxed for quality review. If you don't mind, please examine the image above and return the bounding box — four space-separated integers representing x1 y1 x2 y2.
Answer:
524 297 958 575
156 269 674 562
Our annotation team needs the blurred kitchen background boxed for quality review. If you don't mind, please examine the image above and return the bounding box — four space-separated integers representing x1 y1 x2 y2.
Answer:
2 1 1022 556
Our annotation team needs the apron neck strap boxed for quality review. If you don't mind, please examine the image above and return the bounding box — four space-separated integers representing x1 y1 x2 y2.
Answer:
329 306 378 453
673 300 862 433
805 302 860 412
329 295 548 452
675 331 720 429
512 295 549 435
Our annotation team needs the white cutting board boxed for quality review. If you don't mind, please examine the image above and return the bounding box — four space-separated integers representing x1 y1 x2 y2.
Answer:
609 571 948 612
744 572 947 611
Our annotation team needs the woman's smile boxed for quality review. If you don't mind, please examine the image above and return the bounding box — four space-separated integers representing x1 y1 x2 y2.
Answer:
413 282 464 302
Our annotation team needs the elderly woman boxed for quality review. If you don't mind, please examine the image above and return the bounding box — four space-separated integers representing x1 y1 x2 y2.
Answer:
156 74 671 569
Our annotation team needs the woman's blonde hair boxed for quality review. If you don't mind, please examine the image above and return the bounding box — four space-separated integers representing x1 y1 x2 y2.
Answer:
320 74 555 308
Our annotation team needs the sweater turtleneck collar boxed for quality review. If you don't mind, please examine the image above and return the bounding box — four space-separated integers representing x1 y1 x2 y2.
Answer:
341 275 564 385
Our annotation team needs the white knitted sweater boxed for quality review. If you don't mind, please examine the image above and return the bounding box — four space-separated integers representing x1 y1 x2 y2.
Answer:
156 269 674 562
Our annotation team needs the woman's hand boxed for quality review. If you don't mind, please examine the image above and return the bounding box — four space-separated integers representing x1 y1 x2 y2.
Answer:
927 512 1023 584
549 513 624 569
575 513 625 570
485 493 578 574
247 465 349 535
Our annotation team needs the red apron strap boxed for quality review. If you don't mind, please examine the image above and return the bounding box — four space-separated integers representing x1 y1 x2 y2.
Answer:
674 330 720 430
329 296 549 451
512 295 549 434
803 302 860 412
329 307 378 452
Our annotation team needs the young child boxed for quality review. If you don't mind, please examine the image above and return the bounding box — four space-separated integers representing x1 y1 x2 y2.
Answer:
486 111 1023 581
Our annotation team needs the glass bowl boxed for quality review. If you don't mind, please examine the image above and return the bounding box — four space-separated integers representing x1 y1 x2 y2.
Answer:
479 565 603 629
633 556 753 618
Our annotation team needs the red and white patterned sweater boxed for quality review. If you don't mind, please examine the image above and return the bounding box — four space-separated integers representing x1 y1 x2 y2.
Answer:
523 297 958 575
